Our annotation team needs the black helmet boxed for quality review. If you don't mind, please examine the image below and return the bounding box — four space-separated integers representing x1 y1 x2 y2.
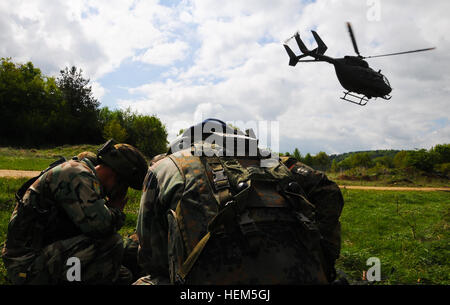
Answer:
97 139 148 190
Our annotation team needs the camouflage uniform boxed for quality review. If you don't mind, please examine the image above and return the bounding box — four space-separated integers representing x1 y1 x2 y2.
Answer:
280 156 344 280
2 158 126 284
134 146 344 285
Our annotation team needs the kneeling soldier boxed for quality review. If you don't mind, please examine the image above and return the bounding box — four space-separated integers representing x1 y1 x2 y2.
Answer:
2 139 147 284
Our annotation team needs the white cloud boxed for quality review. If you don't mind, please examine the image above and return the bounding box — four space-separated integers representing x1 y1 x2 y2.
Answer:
1 0 449 154
133 41 189 66
1 0 186 78
91 81 106 100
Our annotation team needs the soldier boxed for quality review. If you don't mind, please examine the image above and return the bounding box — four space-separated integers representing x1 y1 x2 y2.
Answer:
134 119 344 285
1 139 148 284
73 151 98 166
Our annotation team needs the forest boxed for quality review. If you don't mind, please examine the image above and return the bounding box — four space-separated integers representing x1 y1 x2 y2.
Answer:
283 145 450 176
0 58 167 158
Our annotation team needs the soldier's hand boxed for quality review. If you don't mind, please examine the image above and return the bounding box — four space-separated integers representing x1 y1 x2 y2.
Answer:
108 195 128 211
107 183 129 211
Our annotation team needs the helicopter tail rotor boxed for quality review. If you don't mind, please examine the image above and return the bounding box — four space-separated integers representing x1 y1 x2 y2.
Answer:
293 32 310 54
285 31 326 55
311 31 327 55
284 44 300 66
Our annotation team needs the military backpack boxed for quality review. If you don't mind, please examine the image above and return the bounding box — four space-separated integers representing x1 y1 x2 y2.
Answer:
165 147 331 284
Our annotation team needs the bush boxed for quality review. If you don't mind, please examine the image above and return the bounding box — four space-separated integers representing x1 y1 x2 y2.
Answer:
404 149 439 172
434 163 450 175
103 119 128 142
128 114 168 157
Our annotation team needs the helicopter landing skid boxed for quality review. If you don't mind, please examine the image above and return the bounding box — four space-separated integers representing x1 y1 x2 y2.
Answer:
381 95 392 100
340 91 369 106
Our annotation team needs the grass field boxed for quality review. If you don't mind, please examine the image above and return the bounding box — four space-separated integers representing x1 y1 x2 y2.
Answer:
0 176 448 285
328 171 450 188
335 189 449 284
0 145 102 171
2 146 449 188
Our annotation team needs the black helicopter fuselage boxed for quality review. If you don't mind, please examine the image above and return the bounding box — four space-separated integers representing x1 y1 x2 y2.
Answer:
313 54 392 98
284 25 435 105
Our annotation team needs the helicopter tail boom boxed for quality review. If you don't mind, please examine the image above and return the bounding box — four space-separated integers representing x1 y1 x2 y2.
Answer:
284 30 334 65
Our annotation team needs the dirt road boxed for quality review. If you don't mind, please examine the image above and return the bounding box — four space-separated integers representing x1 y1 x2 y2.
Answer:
0 169 41 178
1 169 448 192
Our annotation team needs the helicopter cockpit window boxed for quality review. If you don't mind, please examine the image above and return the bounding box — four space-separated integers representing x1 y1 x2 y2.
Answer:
383 75 391 87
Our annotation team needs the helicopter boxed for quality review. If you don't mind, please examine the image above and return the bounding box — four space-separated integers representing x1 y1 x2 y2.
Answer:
283 22 436 106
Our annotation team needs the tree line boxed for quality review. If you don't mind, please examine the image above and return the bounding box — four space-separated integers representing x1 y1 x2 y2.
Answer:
0 58 168 157
282 145 450 176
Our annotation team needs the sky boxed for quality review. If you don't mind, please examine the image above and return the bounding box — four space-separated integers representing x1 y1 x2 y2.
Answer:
1 0 449 155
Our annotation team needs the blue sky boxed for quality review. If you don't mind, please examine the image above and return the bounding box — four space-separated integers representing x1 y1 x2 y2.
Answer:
1 0 449 154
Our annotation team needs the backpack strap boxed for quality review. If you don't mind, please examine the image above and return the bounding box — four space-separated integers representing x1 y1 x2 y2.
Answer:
15 156 67 203
204 156 233 207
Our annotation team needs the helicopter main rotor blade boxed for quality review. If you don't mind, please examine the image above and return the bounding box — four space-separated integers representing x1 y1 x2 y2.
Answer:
346 22 360 56
363 47 436 59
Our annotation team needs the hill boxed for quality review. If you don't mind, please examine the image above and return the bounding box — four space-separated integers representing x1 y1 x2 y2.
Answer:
329 149 401 163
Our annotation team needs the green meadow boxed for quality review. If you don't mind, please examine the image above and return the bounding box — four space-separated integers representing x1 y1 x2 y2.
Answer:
335 189 449 284
0 145 101 171
0 176 448 285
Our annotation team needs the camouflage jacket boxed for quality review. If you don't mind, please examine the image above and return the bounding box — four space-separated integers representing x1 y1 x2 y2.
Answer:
280 156 344 277
2 159 125 259
136 150 344 283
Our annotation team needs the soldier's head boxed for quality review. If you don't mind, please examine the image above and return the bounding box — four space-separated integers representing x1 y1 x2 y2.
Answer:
95 139 148 196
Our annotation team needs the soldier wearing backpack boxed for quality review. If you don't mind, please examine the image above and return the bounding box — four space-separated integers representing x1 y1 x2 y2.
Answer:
1 139 148 284
134 119 344 285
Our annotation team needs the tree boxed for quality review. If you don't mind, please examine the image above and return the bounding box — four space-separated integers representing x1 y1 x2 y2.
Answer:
330 159 338 173
56 66 101 144
350 152 373 168
303 153 313 166
430 144 450 164
103 119 128 142
314 151 331 171
0 58 60 146
393 151 408 168
373 156 394 168
97 107 168 158
128 114 168 157
337 157 352 170
404 149 438 172
293 148 302 161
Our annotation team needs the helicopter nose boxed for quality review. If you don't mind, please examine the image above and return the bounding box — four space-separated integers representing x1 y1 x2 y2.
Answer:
385 85 392 95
